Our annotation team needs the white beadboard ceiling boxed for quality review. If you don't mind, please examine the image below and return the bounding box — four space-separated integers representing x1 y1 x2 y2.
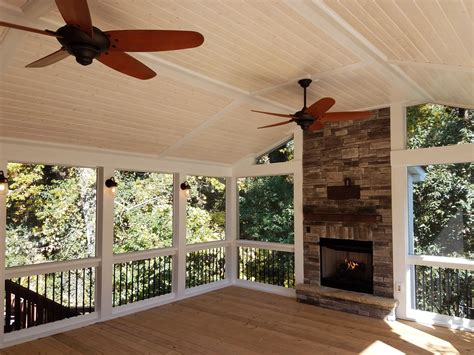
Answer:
0 0 472 165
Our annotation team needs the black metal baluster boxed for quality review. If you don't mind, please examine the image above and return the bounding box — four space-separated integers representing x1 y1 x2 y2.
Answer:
439 268 443 313
430 267 434 312
147 258 151 299
158 257 162 295
447 269 452 314
119 264 123 306
113 264 116 307
131 262 135 303
456 271 460 316
89 267 93 313
60 272 64 309
422 267 426 310
67 270 71 311
169 256 172 293
464 270 469 318
82 268 86 314
415 266 419 309
125 263 129 305
272 250 276 285
75 269 79 315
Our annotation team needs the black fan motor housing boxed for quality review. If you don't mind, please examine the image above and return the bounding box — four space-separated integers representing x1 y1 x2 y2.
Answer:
294 110 315 130
56 25 110 66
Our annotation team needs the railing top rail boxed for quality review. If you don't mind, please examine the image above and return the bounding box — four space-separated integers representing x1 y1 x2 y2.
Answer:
5 257 101 279
185 240 229 253
407 255 474 271
113 247 178 264
236 240 295 253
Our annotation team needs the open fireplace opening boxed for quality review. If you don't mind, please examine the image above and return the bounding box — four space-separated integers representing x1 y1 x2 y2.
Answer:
320 238 373 294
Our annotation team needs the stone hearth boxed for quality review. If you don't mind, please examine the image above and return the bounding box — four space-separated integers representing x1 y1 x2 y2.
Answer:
297 108 396 319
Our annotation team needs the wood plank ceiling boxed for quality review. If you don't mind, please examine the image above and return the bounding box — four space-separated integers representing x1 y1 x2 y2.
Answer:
0 0 472 165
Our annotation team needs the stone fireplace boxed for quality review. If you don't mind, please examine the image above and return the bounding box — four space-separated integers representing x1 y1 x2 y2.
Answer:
296 108 398 319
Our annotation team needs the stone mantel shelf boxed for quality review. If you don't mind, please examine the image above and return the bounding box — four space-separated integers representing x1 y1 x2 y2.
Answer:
304 213 382 224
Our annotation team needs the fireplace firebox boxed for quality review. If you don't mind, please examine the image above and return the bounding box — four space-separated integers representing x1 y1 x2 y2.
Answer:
320 238 373 294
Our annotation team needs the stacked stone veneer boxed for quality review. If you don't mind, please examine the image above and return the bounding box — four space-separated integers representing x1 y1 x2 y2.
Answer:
298 108 394 317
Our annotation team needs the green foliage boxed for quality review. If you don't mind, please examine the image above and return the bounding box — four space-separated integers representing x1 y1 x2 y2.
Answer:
186 176 226 244
407 104 473 259
113 171 173 253
256 138 294 164
6 163 96 266
238 175 294 244
407 104 473 149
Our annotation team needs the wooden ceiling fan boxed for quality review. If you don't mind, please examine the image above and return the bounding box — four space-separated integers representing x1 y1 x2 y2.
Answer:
252 79 373 131
0 0 204 80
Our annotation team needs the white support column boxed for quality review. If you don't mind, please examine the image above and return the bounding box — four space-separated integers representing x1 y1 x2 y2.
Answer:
293 128 304 285
390 103 406 151
0 159 7 345
173 173 187 298
225 177 238 283
390 103 410 318
96 167 115 320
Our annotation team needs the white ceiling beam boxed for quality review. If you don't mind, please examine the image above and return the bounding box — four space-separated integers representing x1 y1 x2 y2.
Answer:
156 99 244 159
387 60 474 74
283 0 434 103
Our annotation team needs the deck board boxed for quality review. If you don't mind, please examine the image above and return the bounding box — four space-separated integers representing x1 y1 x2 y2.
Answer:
1 287 472 354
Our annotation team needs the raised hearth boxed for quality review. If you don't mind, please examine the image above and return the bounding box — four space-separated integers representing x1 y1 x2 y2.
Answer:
296 284 398 320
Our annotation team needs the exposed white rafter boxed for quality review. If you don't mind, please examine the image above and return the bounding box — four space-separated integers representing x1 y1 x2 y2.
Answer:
284 0 433 103
387 60 474 74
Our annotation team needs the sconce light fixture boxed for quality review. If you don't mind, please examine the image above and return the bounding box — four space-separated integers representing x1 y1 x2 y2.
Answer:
0 170 8 193
105 177 118 193
180 181 191 191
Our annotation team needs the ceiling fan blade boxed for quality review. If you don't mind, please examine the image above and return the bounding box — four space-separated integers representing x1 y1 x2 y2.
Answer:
320 111 374 122
251 110 295 119
308 121 324 132
26 48 69 68
0 21 60 38
55 0 93 37
97 51 156 80
105 30 204 52
306 97 336 117
258 119 294 129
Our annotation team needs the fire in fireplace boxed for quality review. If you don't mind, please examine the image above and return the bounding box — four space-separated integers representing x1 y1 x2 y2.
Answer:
320 238 373 294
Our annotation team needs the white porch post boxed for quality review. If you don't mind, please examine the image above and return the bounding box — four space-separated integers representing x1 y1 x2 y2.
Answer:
173 173 187 298
390 103 410 318
293 128 304 284
96 167 115 319
225 177 238 283
0 159 7 345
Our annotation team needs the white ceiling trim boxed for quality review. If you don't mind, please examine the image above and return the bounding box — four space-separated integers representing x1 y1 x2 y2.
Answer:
157 99 244 159
387 60 474 73
284 0 433 103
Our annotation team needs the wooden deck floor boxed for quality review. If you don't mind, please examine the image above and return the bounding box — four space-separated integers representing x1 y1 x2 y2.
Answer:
1 287 472 354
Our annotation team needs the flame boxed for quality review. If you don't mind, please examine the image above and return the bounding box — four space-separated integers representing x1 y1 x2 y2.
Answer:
345 258 359 270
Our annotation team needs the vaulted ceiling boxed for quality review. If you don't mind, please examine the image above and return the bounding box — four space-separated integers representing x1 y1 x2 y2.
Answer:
0 0 472 165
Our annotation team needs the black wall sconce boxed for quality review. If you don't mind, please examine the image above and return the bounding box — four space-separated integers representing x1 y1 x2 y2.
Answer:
180 181 191 191
0 170 8 193
105 177 118 193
